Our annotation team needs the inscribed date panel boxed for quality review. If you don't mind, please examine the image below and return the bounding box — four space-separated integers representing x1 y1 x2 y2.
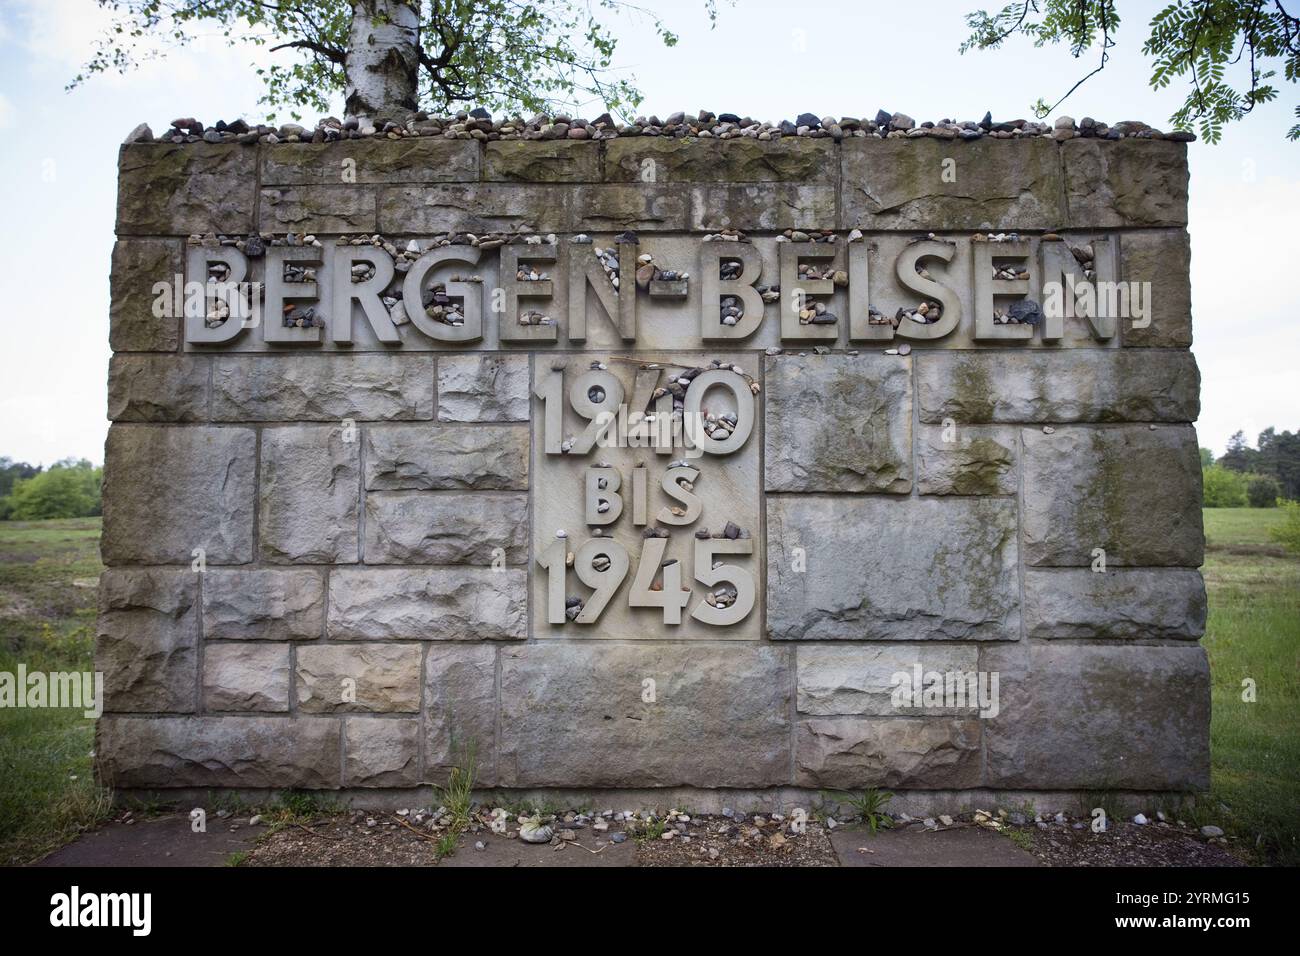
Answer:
530 352 762 640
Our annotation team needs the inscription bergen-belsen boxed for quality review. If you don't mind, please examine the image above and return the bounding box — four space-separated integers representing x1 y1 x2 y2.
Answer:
168 229 1143 352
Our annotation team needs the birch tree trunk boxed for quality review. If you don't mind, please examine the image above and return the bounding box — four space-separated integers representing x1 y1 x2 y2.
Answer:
344 0 421 122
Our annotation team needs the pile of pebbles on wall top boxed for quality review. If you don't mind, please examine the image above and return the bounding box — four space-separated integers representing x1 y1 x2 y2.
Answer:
125 109 1196 146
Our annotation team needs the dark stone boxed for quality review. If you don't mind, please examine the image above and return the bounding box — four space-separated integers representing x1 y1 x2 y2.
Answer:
1007 299 1043 326
796 112 820 129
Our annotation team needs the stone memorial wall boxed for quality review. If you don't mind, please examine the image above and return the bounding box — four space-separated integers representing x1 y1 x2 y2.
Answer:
98 124 1207 810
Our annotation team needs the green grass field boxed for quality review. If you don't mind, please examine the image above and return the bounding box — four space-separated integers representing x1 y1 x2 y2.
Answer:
0 518 111 864
1200 508 1300 864
0 512 1296 864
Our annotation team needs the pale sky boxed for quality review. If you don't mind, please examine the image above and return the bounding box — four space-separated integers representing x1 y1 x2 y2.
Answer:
0 0 1295 466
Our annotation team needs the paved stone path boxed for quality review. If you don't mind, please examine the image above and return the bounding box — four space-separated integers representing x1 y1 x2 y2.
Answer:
36 813 1038 867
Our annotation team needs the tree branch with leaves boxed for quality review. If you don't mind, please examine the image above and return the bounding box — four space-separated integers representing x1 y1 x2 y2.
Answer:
961 0 1300 142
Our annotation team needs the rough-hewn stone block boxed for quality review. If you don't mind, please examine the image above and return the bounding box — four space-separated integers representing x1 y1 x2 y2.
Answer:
767 496 1019 640
765 354 911 492
1022 425 1204 567
96 716 341 789
690 184 836 231
916 350 1200 423
571 185 690 232
1121 229 1193 347
213 355 435 421
795 717 983 788
983 643 1209 789
841 138 1066 230
262 138 479 184
259 185 376 233
1063 138 1188 227
345 717 420 786
605 137 835 182
437 354 529 422
259 426 360 564
796 645 982 716
364 425 528 490
327 568 527 640
379 183 567 233
295 643 422 713
110 239 182 352
201 569 324 640
116 143 256 235
108 355 208 422
484 140 599 182
365 493 527 564
425 644 497 785
202 643 290 712
1024 568 1206 639
498 645 790 787
102 425 256 565
915 424 1018 495
96 569 199 713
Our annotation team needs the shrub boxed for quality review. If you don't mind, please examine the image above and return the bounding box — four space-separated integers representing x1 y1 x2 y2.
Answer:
1271 501 1300 555
3 460 101 520
1247 475 1281 508
1202 465 1248 508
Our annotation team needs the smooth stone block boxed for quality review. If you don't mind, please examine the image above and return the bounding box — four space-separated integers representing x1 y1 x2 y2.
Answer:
841 138 1065 230
983 643 1210 789
1021 425 1204 567
202 643 290 712
1024 567 1206 639
295 643 422 713
498 644 791 787
765 354 911 493
425 644 498 786
916 350 1200 424
101 425 256 565
1120 229 1193 347
767 496 1019 641
110 239 182 352
262 138 479 184
797 645 982 716
345 717 421 787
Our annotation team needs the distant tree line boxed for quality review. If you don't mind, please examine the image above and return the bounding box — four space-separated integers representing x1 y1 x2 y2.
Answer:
0 458 102 520
1201 427 1300 508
